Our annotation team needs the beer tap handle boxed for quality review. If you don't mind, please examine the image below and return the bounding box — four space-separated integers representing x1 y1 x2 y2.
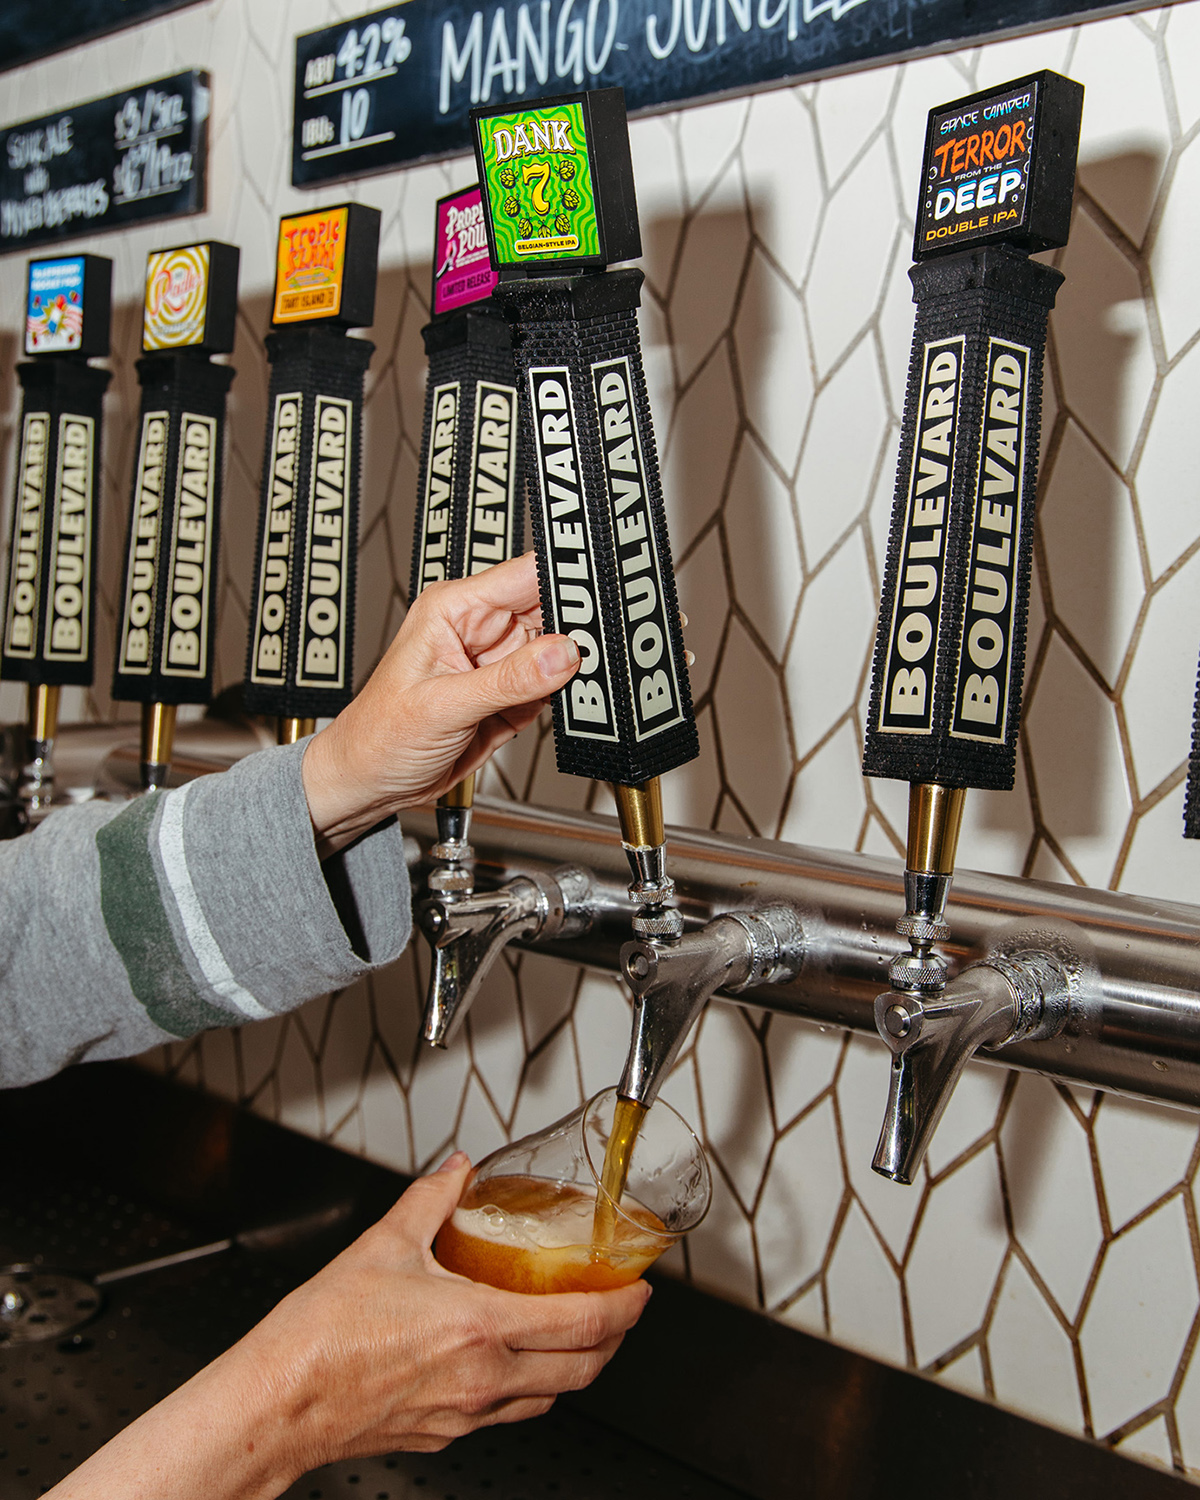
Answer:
862 72 1082 982
3 254 112 815
473 90 698 929
244 204 380 746
414 185 526 879
862 72 1082 1178
112 242 240 791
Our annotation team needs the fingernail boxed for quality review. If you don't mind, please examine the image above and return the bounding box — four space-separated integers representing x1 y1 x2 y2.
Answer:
537 637 580 679
436 1150 468 1174
679 611 689 628
684 650 696 667
642 1282 654 1302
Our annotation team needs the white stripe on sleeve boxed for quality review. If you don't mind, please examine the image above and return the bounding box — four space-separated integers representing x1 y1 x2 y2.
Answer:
156 780 274 1021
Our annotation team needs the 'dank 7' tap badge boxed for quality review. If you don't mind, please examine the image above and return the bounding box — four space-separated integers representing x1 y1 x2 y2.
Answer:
478 102 600 264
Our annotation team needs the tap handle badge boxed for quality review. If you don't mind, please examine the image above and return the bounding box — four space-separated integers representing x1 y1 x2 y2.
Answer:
474 89 697 787
412 185 523 604
112 243 240 708
3 254 114 689
862 72 1081 794
244 205 380 720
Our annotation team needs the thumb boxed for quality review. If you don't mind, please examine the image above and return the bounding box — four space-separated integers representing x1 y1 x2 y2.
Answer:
431 634 580 731
388 1151 473 1247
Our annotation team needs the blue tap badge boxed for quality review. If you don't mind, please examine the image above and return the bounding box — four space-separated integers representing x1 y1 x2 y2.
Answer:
25 257 85 354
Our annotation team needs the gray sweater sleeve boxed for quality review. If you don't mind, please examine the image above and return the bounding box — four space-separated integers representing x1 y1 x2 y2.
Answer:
0 740 411 1090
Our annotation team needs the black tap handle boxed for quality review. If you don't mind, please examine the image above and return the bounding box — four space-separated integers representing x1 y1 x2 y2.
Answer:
244 327 373 720
2 360 111 688
411 304 524 599
495 269 697 785
863 251 1062 792
111 355 234 707
863 70 1082 794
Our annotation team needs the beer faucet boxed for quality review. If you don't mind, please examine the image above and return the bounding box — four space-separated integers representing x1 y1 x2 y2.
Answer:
618 905 804 1106
862 71 1083 1181
873 950 1071 1183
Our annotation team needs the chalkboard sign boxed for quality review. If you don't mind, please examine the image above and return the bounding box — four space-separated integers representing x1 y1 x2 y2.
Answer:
0 1 203 72
1 71 208 255
294 0 1129 186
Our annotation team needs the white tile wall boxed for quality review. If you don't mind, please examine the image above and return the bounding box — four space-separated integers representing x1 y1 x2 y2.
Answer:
7 0 1200 1480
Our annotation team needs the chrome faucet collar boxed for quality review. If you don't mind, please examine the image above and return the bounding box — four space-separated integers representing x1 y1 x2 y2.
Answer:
872 951 1071 1184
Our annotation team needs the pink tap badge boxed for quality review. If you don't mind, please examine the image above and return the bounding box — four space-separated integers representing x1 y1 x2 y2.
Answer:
432 184 498 318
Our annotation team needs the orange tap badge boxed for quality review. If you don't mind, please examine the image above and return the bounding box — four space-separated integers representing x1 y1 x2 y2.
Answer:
273 206 348 323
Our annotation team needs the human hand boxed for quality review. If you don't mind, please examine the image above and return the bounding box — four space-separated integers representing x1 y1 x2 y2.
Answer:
301 552 579 856
47 1153 649 1500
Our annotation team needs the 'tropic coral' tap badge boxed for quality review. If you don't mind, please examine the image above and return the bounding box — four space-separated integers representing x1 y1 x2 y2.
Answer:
432 185 497 318
143 244 211 349
274 205 348 322
26 257 85 354
478 102 600 265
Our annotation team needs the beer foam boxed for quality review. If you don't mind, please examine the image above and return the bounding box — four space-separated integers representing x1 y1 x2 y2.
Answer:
451 1193 597 1252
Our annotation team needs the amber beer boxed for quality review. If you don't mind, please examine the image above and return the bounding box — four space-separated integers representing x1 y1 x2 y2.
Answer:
435 1174 667 1295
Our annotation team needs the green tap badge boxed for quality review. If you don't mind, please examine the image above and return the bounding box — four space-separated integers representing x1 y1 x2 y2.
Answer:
480 102 600 263
473 89 640 276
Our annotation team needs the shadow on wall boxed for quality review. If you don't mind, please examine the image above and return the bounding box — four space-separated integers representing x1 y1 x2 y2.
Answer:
641 198 795 839
975 150 1163 863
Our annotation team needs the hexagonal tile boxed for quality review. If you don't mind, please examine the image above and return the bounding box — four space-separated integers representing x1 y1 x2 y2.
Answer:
1000 1074 1104 1321
1081 1194 1198 1437
787 531 876 760
795 339 887 567
988 1255 1085 1433
906 1146 1010 1367
1096 1093 1199 1229
806 138 900 376
725 433 802 663
1052 207 1158 474
1134 336 1200 579
758 1098 845 1305
734 247 814 478
826 1199 908 1366
1023 633 1132 889
695 1003 774 1209
1038 420 1146 692
741 88 821 289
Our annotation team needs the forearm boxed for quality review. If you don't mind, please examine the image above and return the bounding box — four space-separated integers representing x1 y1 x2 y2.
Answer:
44 1336 309 1500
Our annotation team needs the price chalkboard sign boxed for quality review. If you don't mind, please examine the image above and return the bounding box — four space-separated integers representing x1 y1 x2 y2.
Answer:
1 71 208 254
295 0 1129 186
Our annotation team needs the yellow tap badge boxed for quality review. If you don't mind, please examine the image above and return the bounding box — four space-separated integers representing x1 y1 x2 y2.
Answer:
273 206 348 323
143 244 211 350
